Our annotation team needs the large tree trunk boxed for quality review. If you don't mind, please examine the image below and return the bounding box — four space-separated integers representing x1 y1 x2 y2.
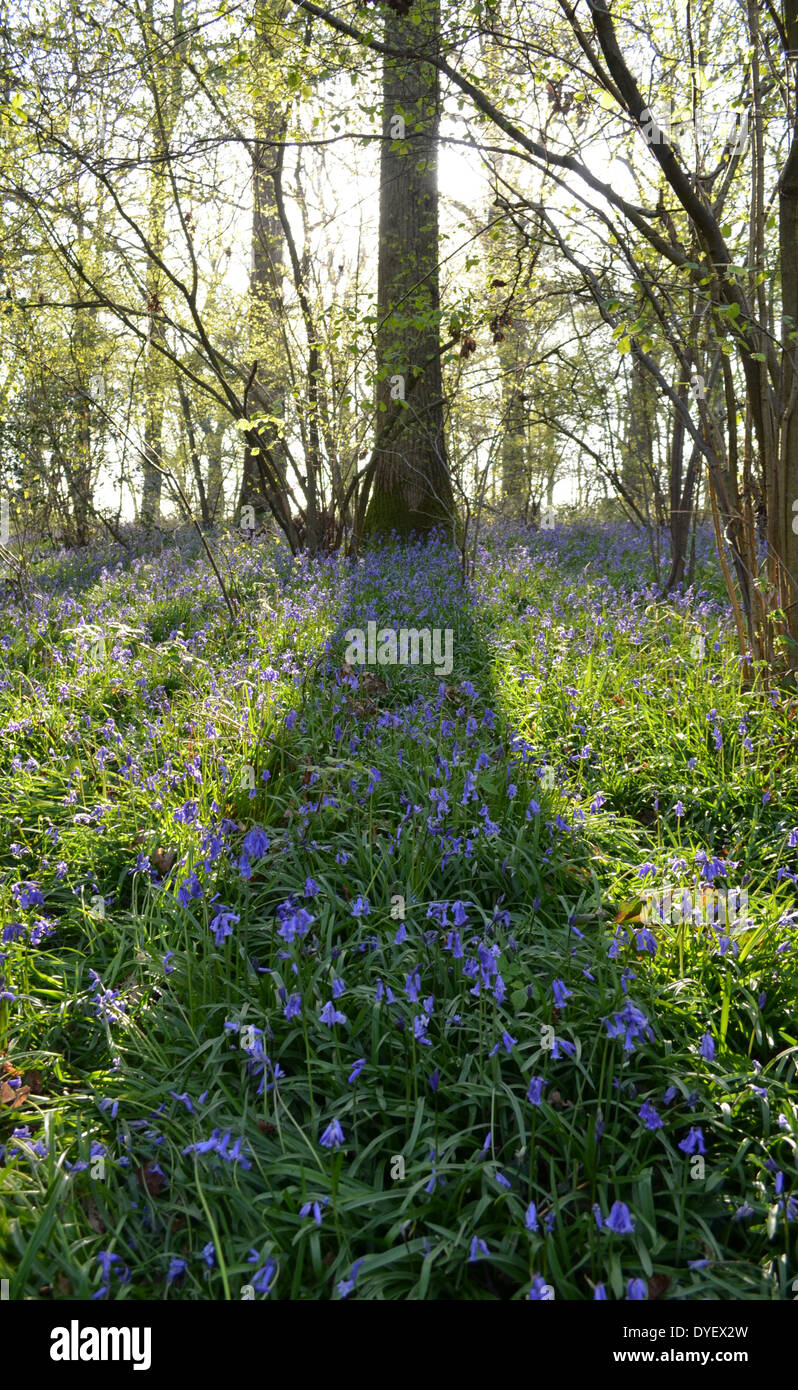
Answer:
780 0 798 659
363 0 455 540
238 11 289 525
140 0 184 529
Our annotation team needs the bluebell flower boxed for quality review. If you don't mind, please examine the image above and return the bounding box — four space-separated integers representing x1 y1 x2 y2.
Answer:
347 1058 366 1084
699 1031 715 1060
88 969 125 1024
429 1068 440 1092
247 1253 276 1294
13 881 45 908
284 993 302 1021
351 896 370 918
97 1250 129 1284
527 1076 546 1105
337 1258 364 1299
552 978 571 1008
209 908 239 947
603 1000 654 1053
413 1013 431 1045
201 1242 215 1267
177 871 203 907
468 1236 489 1262
528 1274 552 1299
405 969 421 1001
319 1001 347 1027
525 1201 539 1232
426 901 450 926
634 927 658 955
495 1172 511 1190
299 1199 327 1227
488 1030 516 1057
639 1100 663 1130
183 1129 252 1168
319 1118 344 1148
446 929 463 958
276 900 314 942
626 1278 647 1300
605 1201 635 1235
168 1256 187 1284
169 1091 194 1112
678 1127 706 1155
593 1283 607 1300
242 826 269 859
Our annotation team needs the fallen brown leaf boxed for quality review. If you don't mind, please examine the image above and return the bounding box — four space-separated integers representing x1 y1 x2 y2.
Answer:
151 846 177 876
648 1273 672 1300
0 1079 30 1110
549 1090 572 1110
82 1196 107 1234
137 1161 165 1197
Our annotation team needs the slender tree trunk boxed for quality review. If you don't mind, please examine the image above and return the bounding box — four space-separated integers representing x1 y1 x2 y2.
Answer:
499 314 527 508
204 415 224 522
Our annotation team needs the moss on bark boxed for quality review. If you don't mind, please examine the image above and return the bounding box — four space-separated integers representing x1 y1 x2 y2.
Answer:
362 480 458 543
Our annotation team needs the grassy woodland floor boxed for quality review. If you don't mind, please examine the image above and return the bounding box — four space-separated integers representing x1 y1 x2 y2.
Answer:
0 521 797 1301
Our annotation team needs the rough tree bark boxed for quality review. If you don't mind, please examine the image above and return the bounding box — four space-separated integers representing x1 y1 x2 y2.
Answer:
780 0 798 655
140 0 185 530
238 8 289 525
363 0 456 540
499 313 527 508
